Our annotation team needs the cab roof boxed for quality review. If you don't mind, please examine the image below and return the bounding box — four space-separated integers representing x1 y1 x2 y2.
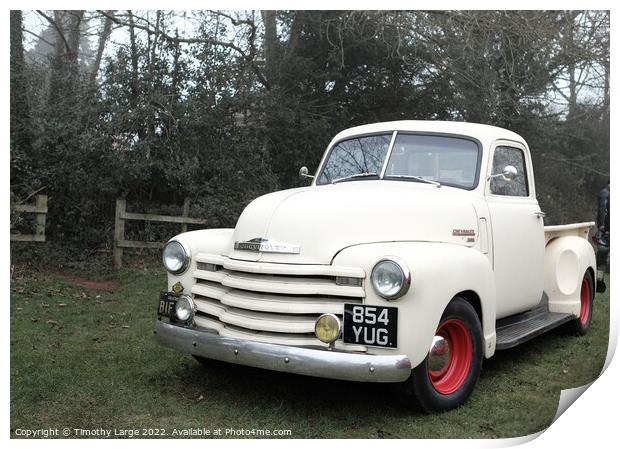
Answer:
330 120 528 149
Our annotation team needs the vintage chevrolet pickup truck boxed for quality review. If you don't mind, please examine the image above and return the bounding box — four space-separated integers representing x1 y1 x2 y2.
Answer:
154 121 598 412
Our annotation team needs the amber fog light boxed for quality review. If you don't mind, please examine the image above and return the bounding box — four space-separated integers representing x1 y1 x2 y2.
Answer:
315 314 341 344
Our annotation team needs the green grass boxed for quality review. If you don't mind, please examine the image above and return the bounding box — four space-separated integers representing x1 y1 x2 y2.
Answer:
10 264 610 439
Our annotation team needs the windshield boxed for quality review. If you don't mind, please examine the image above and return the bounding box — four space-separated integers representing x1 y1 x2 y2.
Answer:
384 134 479 189
317 132 480 189
316 134 392 185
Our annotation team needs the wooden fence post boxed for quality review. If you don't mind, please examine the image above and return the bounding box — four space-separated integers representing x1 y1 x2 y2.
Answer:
111 198 207 270
113 199 126 270
35 195 47 241
10 194 48 242
181 198 190 234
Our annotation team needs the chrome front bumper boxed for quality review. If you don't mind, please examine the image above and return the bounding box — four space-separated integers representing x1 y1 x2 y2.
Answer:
154 320 412 383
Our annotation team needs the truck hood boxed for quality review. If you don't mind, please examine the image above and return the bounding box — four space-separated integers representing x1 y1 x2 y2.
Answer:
226 181 479 264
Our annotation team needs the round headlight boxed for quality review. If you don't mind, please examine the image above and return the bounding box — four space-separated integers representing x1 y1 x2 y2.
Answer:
162 240 190 274
175 295 195 323
371 257 411 300
315 314 341 344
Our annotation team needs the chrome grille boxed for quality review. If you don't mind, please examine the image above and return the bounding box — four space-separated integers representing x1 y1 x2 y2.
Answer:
190 254 367 351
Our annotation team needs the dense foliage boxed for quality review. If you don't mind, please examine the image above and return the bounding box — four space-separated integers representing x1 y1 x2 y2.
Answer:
10 10 610 249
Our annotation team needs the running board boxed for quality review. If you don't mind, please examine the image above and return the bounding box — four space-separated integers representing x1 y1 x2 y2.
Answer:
495 303 574 350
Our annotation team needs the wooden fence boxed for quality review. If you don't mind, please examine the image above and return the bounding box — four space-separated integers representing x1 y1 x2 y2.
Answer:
113 198 208 270
10 195 48 242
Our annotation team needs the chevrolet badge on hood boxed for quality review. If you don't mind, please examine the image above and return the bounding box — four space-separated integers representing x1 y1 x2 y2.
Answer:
234 237 301 254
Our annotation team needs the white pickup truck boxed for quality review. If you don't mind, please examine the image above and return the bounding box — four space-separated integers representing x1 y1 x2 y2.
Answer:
154 121 598 412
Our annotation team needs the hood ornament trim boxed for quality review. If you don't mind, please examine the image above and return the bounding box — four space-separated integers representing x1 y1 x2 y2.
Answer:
234 237 301 254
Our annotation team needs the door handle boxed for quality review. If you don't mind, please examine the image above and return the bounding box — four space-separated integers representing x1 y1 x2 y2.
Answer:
534 211 546 218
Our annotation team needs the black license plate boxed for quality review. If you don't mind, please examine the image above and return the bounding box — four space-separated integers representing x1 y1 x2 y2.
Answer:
158 292 177 318
343 304 398 348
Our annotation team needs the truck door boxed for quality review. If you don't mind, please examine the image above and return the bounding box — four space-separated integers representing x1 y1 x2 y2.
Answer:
485 143 545 318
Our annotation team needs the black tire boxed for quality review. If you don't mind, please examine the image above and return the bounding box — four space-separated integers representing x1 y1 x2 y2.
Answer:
569 271 594 335
396 297 483 413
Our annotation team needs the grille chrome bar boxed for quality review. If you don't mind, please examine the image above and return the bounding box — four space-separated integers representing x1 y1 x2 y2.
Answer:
194 268 365 298
193 315 367 352
191 282 360 315
196 254 365 278
194 297 317 333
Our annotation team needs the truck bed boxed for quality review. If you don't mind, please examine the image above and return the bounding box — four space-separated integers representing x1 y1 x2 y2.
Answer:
544 222 595 246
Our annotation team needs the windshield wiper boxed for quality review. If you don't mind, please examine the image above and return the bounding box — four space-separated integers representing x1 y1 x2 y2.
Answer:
331 172 379 184
386 174 442 188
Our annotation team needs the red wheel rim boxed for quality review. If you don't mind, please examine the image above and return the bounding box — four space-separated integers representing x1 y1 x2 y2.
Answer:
428 319 473 395
579 278 591 326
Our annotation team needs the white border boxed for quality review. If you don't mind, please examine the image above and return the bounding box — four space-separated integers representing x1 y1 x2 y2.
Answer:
3 2 617 449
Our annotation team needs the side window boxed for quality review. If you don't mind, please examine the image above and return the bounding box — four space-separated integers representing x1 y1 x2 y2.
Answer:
490 146 529 197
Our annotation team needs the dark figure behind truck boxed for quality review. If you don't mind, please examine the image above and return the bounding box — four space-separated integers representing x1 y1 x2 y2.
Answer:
595 180 609 292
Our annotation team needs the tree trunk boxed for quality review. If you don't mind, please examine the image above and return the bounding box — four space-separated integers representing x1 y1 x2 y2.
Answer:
564 12 579 119
602 58 609 126
148 10 162 77
66 10 84 64
53 11 66 58
127 10 140 109
261 10 278 85
10 10 32 189
286 11 304 58
90 11 114 86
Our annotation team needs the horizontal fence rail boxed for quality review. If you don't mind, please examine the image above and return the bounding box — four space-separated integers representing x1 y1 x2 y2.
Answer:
10 195 48 242
113 198 207 270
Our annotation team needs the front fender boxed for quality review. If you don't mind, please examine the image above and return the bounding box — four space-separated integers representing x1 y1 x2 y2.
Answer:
333 242 496 367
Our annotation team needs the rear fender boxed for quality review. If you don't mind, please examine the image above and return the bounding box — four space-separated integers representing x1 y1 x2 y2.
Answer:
544 235 596 316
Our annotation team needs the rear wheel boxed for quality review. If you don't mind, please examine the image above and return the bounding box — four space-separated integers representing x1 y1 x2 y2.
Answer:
570 271 594 335
397 297 483 413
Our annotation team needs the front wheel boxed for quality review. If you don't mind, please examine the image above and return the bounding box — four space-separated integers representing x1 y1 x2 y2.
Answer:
397 297 484 413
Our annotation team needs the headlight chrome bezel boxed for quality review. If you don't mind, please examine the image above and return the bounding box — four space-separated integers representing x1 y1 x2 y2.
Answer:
370 256 411 300
162 240 191 275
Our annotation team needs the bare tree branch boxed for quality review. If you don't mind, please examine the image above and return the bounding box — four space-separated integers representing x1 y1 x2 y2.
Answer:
22 27 56 49
36 9 71 54
97 9 270 89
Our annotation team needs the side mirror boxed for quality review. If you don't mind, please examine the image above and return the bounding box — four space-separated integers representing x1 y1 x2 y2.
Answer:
299 166 315 180
489 165 518 182
501 165 518 181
